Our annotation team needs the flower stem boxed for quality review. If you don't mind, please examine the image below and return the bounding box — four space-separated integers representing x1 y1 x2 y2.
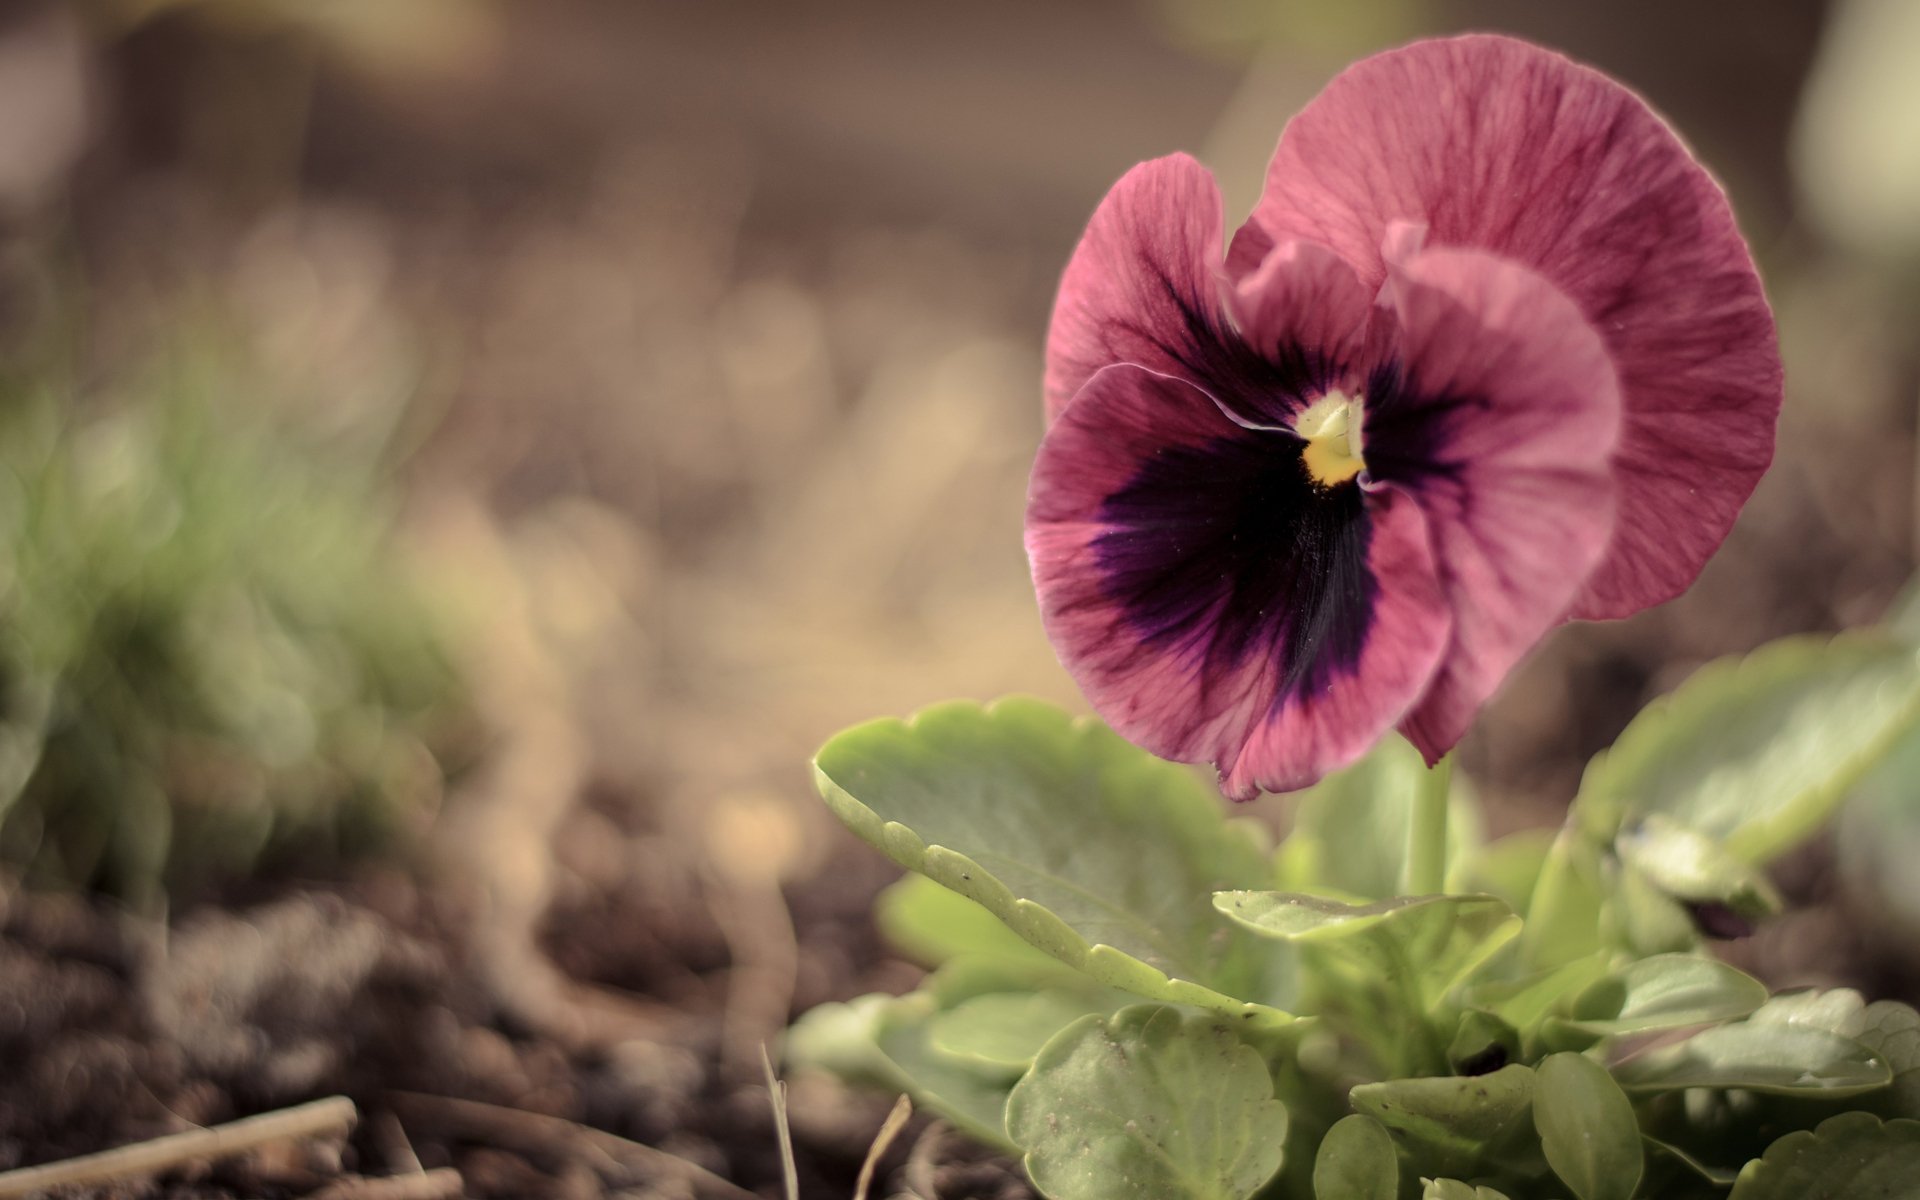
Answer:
1405 754 1452 896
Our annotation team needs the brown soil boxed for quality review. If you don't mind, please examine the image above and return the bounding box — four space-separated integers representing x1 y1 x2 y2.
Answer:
0 809 1035 1199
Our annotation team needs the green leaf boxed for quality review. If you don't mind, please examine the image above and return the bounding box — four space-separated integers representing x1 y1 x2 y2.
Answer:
1349 1064 1534 1180
1533 1053 1643 1200
1728 1112 1920 1198
1575 633 1920 864
1642 1135 1739 1191
1312 1114 1397 1200
1856 1000 1920 1120
1610 858 1700 956
1749 987 1868 1034
1275 735 1482 900
928 991 1110 1069
1447 1010 1521 1077
1472 829 1555 917
1613 1021 1892 1096
1006 1005 1287 1200
1837 727 1920 934
814 699 1293 1027
1214 892 1519 1004
1739 991 1920 1125
922 956 1092 1009
876 873 1065 972
1470 951 1611 1033
786 994 1016 1151
1615 815 1783 918
1520 829 1608 970
1552 954 1768 1037
1421 1180 1511 1200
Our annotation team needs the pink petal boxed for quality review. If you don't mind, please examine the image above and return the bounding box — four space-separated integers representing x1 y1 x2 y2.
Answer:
1043 154 1230 424
1364 246 1622 761
1026 363 1452 798
1227 238 1374 390
1235 34 1780 617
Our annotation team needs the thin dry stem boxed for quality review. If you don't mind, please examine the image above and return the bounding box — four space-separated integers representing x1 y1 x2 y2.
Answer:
0 1095 356 1198
305 1167 465 1200
386 1090 757 1200
853 1095 913 1200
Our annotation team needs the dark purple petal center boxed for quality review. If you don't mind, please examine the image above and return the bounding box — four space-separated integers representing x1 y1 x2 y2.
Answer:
1092 429 1377 704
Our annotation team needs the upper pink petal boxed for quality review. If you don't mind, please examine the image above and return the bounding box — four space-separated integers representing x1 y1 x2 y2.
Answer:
1043 154 1230 424
1026 363 1452 798
1227 238 1374 389
1363 246 1622 761
1235 34 1780 617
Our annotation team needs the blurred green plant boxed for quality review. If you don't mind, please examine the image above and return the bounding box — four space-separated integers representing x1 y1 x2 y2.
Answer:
0 328 466 909
791 624 1920 1199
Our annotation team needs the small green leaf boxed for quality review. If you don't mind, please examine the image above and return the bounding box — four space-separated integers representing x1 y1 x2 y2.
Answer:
876 874 1064 972
1006 1005 1287 1200
1276 735 1482 900
1470 951 1612 1033
1472 829 1555 916
1575 633 1920 864
1728 1112 1920 1198
1837 726 1920 935
815 700 1293 1027
1553 954 1768 1037
1613 1021 1892 1096
1313 1114 1397 1200
1349 1064 1534 1180
786 994 1016 1151
1642 1135 1740 1191
1611 858 1701 956
1615 815 1783 918
1447 1010 1521 1077
1533 1053 1643 1200
928 991 1108 1069
1856 1000 1920 1120
1749 987 1867 1034
1214 892 1518 1003
1521 829 1608 969
1421 1181 1511 1200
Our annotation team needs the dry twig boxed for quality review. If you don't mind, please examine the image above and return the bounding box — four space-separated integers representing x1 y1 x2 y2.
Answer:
0 1095 357 1198
305 1167 465 1200
386 1090 757 1200
854 1095 913 1200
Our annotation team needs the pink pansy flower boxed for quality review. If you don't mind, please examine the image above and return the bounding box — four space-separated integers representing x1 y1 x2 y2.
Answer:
1026 34 1781 799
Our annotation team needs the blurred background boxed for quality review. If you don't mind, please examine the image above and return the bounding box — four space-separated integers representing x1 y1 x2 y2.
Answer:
3 0 1920 1195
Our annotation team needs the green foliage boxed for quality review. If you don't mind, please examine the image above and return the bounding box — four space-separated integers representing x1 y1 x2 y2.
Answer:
1574 633 1920 864
1550 955 1767 1038
1532 1053 1641 1200
1350 1065 1535 1182
1727 1113 1920 1198
1275 734 1481 900
1311 1114 1396 1200
0 333 463 906
794 628 1920 1199
814 698 1292 1026
1612 1020 1890 1096
1006 1006 1289 1200
1422 1182 1509 1200
1216 892 1519 1009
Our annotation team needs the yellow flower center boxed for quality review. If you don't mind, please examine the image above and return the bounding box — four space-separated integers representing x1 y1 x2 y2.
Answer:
1293 390 1366 486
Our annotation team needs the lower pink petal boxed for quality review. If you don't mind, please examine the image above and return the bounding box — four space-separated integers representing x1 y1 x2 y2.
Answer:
1364 247 1622 760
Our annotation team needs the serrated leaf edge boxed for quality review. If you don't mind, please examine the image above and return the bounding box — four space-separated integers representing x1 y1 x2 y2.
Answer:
812 699 1296 1030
